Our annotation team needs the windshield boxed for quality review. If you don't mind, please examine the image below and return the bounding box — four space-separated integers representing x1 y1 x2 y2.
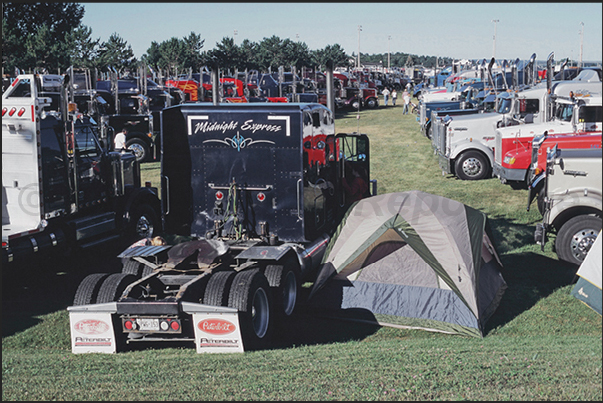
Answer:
554 103 574 122
497 97 513 114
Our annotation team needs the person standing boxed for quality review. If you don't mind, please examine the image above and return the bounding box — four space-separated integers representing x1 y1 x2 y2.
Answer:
342 164 369 206
391 89 398 106
402 89 411 115
114 127 128 151
382 87 390 106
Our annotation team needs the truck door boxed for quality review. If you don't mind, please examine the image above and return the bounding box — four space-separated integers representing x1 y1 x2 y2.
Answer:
73 121 106 210
336 133 371 209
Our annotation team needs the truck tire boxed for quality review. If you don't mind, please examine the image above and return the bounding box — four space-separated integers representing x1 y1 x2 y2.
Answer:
73 273 111 305
128 204 158 241
228 269 273 350
555 215 602 266
126 138 150 163
96 273 137 304
203 271 236 306
265 262 299 318
121 258 143 276
454 150 490 181
365 98 378 109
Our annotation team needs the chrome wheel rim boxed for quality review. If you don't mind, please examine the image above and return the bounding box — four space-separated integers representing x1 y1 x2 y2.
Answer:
570 227 598 262
252 287 270 338
461 157 483 177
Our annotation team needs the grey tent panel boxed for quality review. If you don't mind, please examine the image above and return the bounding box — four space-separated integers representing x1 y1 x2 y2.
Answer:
340 281 480 331
355 243 439 288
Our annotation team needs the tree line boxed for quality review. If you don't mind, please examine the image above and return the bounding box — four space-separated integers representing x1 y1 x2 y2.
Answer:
2 3 451 77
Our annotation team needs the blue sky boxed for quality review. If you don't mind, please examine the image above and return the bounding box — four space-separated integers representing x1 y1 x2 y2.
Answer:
81 2 602 64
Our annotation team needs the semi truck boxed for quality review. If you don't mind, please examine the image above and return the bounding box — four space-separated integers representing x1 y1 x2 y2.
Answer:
531 146 602 266
68 97 376 353
93 71 157 163
492 90 602 187
432 53 600 180
526 132 602 214
2 74 161 266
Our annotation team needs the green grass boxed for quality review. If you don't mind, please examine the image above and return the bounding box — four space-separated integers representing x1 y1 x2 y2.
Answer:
3 98 601 401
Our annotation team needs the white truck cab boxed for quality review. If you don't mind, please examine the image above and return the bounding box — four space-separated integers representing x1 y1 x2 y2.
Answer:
434 78 602 181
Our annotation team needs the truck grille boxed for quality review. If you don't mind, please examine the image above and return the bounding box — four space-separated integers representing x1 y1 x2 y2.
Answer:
495 131 502 163
420 104 426 127
432 120 446 154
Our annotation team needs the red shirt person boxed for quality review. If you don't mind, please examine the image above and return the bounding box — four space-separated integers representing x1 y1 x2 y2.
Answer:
342 165 369 204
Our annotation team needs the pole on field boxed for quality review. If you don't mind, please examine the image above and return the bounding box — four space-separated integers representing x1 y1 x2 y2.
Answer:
491 19 499 60
388 35 391 72
579 22 584 68
357 25 362 70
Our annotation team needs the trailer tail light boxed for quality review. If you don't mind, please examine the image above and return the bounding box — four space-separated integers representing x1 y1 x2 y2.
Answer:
215 191 224 201
17 107 26 117
8 107 17 116
122 317 181 333
159 318 180 332
2 107 7 116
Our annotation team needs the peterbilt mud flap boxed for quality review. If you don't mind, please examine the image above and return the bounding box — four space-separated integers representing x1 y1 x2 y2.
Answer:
68 302 118 354
67 302 244 354
181 302 244 353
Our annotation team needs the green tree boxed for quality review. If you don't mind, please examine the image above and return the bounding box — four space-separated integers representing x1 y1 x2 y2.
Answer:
203 36 240 72
141 33 204 76
283 39 313 69
3 2 86 73
181 32 205 70
312 44 349 69
66 25 101 70
254 35 289 71
98 33 136 74
237 39 260 71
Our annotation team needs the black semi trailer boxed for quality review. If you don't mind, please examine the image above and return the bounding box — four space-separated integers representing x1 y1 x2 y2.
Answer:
69 101 374 353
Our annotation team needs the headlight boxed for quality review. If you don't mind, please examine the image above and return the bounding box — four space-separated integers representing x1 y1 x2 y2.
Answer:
503 156 516 165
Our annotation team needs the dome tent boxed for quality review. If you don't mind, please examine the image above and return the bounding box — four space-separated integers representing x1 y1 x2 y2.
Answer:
308 190 507 338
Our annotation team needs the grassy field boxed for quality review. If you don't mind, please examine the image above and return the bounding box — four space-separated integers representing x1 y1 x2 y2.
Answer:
2 98 601 401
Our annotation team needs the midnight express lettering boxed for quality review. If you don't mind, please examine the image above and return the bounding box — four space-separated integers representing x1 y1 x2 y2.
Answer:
240 119 282 134
193 119 282 135
193 121 238 134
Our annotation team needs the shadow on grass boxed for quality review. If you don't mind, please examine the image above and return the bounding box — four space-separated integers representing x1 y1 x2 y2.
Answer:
2 242 124 338
484 251 578 334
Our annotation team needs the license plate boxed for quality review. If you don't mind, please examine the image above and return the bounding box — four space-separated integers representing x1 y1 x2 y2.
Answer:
137 318 159 331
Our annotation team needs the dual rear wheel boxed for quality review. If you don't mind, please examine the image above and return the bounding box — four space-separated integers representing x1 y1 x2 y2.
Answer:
71 256 301 351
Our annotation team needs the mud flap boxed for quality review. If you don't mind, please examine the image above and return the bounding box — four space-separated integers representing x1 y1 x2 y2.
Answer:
181 302 244 353
67 302 118 354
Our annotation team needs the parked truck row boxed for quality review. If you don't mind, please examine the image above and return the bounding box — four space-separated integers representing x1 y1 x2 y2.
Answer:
17 65 377 353
415 52 601 267
2 73 162 266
